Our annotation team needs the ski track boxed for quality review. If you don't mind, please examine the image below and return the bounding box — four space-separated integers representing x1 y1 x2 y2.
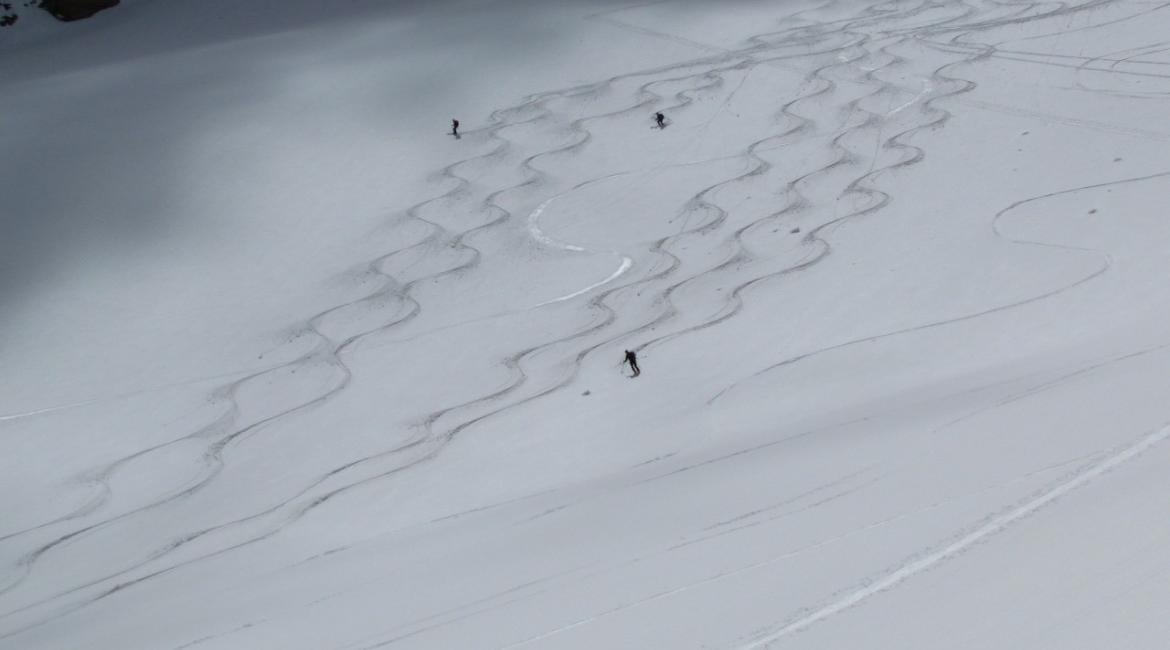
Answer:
710 168 1169 406
739 422 1170 648
347 337 1170 649
439 414 1165 650
0 7 833 636
0 0 978 622
524 177 635 308
0 0 1153 645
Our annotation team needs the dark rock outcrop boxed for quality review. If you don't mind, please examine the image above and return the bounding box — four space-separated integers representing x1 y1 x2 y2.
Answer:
39 0 119 21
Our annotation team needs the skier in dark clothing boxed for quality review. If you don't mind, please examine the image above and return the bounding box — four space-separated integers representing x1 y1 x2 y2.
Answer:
654 112 665 129
623 350 640 377
451 118 460 137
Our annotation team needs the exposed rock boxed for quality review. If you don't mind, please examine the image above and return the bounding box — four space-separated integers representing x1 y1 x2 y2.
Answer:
39 0 119 21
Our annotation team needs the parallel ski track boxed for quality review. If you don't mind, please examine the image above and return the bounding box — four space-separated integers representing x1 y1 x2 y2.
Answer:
0 0 1141 644
709 0 1129 405
0 1 888 637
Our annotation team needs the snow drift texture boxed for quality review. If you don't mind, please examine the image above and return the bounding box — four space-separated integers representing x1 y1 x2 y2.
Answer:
3 0 1170 648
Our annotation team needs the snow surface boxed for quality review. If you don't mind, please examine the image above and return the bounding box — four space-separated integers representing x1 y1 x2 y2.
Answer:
3 0 1170 647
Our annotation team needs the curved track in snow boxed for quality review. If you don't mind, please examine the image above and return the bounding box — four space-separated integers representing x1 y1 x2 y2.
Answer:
2 0 1161 645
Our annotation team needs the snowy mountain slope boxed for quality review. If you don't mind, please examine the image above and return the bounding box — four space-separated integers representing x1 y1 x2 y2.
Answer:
3 0 1170 648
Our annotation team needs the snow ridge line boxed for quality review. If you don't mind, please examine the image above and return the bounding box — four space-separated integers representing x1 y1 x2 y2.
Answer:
739 422 1170 648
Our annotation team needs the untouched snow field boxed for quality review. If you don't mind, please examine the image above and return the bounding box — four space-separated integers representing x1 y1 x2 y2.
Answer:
4 0 1170 647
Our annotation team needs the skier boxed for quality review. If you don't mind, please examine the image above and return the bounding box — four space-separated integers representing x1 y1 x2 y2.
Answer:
451 118 460 137
623 349 641 377
654 112 666 129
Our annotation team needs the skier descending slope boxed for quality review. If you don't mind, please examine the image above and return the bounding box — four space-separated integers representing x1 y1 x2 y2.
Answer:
451 118 460 138
623 350 641 377
654 112 666 129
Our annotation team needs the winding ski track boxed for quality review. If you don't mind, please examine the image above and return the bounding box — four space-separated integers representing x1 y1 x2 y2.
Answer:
0 0 1149 644
0 10 811 638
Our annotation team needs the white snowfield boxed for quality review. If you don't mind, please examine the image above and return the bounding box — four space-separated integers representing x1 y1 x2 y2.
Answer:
3 0 1170 647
